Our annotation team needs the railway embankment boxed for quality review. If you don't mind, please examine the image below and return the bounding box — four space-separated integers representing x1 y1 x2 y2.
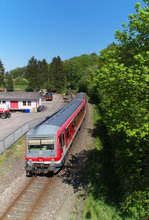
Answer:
0 101 94 219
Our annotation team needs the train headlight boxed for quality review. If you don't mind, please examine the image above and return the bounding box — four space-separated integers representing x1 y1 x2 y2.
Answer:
50 159 55 168
28 159 33 166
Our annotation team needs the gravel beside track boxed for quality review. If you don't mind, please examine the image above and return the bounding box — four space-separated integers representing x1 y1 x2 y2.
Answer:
0 176 55 220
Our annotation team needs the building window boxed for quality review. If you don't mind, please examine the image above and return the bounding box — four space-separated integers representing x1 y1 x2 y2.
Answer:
23 101 26 106
28 101 31 106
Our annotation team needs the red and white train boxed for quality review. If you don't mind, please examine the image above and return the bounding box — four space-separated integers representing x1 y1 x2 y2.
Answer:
25 93 87 176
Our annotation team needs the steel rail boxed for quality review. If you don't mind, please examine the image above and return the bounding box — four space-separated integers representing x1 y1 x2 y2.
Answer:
0 176 55 220
26 176 54 220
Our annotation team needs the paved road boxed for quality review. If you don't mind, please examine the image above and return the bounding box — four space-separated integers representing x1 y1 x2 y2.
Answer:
0 94 65 141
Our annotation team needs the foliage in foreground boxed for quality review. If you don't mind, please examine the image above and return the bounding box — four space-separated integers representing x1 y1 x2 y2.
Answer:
88 1 149 218
82 105 122 220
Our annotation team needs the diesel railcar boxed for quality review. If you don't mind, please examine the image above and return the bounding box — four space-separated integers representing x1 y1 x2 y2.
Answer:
25 92 86 176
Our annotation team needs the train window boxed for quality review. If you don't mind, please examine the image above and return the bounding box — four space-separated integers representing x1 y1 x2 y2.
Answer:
62 132 65 147
74 117 77 126
66 127 69 139
28 138 54 151
77 114 79 123
59 136 62 150
41 139 54 150
72 121 74 130
28 139 40 146
74 118 76 127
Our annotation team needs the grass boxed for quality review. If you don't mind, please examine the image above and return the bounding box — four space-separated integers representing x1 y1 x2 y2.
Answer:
0 84 27 91
71 198 81 220
0 136 25 176
81 104 122 220
13 84 27 90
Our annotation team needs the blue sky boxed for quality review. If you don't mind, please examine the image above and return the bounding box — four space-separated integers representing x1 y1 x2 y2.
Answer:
0 0 145 71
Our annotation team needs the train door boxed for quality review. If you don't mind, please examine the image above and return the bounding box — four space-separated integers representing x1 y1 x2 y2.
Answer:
71 121 75 136
62 132 66 154
65 126 70 148
59 132 66 157
74 117 77 132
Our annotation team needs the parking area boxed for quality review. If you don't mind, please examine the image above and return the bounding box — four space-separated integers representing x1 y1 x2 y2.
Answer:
0 94 65 141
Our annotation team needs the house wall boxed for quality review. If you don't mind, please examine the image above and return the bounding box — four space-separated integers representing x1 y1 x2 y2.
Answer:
0 99 41 112
18 100 37 112
37 97 41 107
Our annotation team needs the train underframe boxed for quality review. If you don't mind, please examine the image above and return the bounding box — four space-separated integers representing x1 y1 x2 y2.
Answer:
25 162 62 176
25 153 68 176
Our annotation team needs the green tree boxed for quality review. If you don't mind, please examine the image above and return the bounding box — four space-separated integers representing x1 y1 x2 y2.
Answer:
14 77 27 86
63 53 98 89
25 56 39 90
115 0 149 66
89 1 149 218
78 76 88 93
50 56 66 92
0 59 5 87
63 60 73 83
38 59 49 89
9 67 26 79
6 74 13 91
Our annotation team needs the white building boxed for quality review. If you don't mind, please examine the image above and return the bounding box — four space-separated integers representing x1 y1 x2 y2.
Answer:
0 91 42 112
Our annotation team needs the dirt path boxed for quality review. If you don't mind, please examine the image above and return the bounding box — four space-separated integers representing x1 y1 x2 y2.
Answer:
0 102 95 220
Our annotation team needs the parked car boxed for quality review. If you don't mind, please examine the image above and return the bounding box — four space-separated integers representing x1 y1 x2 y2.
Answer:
45 92 53 101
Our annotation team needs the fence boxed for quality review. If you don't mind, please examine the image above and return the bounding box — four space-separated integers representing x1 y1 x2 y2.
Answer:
0 116 47 155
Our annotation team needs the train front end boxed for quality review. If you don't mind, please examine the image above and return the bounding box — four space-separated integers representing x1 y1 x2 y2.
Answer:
25 125 60 176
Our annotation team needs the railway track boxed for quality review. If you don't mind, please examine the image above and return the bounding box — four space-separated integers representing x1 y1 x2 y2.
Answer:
0 175 55 220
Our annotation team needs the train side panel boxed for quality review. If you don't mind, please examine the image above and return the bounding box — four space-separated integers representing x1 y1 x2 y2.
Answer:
57 101 86 166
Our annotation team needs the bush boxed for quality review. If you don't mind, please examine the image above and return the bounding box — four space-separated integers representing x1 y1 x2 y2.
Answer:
14 77 27 86
78 77 88 93
121 191 149 219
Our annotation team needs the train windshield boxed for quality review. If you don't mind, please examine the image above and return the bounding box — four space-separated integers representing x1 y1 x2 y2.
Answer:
28 137 54 151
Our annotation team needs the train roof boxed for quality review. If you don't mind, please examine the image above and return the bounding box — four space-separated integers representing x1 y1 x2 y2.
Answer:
73 92 86 100
27 124 59 136
44 99 83 127
27 97 85 137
